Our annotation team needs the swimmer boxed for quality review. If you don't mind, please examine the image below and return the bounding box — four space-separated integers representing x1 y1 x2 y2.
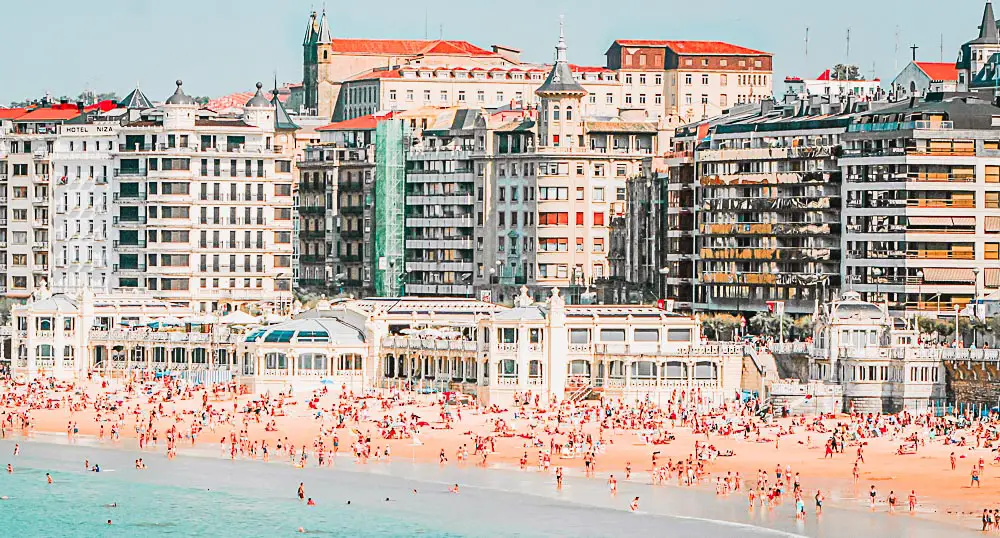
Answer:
107 520 112 526
104 503 118 508
298 528 305 534
0 496 9 501
46 473 52 484
630 497 640 512
13 444 19 456
306 498 315 506
6 464 11 473
346 500 351 505
449 484 459 493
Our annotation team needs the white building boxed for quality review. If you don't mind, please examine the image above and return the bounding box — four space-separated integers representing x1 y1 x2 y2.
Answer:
890 62 959 100
784 69 883 100
111 81 296 313
51 119 119 293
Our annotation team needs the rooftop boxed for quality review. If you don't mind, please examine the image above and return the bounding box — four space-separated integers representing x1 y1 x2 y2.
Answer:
610 40 769 56
914 62 960 82
326 39 499 58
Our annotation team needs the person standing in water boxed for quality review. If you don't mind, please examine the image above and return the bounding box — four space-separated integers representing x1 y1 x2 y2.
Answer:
630 497 640 511
297 483 305 500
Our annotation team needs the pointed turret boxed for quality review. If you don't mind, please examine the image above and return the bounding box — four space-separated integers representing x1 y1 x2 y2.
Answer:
245 82 272 109
272 92 299 131
976 1 1000 43
118 85 152 110
302 10 318 45
317 9 332 44
536 20 587 97
164 79 196 106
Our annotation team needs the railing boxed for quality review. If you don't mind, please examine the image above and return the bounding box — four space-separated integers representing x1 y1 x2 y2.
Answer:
113 240 146 249
88 329 241 344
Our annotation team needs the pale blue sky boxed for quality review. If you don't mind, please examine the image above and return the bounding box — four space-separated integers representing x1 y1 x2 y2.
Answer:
0 0 989 105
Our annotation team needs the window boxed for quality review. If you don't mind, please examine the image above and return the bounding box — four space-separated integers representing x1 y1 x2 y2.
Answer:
720 94 728 107
593 213 605 226
616 187 626 201
639 94 646 104
539 238 569 252
720 74 728 86
684 74 692 84
457 90 466 102
701 74 709 85
569 328 589 344
639 74 646 85
593 238 605 253
539 212 568 226
634 328 659 342
668 328 692 342
625 74 632 84
701 94 708 104
576 187 585 200
576 212 584 225
684 94 692 105
625 94 632 104
388 89 397 101
655 74 663 85
606 93 613 104
655 94 662 104
600 329 626 342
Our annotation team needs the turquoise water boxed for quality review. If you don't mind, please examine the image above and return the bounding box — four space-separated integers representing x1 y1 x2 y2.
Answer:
0 437 977 537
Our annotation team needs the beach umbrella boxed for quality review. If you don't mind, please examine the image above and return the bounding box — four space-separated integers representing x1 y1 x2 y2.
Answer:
151 315 183 327
400 328 419 335
264 312 288 324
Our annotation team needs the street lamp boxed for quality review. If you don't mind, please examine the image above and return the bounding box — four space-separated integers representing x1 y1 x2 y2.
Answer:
658 266 670 301
973 267 981 347
915 269 924 311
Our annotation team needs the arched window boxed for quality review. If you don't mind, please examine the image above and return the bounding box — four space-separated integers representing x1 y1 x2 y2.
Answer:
17 345 26 360
694 361 718 380
567 359 591 376
664 361 687 380
630 360 657 379
63 346 75 360
566 106 573 120
499 359 518 377
36 345 53 359
171 348 187 364
38 317 53 331
553 105 561 121
191 348 207 364
529 359 543 378
265 352 287 370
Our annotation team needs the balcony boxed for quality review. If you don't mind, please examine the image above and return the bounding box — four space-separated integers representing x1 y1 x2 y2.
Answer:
114 168 147 177
113 192 147 203
113 263 147 275
112 240 147 251
113 216 147 226
32 196 48 205
31 241 49 250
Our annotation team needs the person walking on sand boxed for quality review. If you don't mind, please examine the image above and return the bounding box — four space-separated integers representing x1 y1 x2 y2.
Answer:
887 490 897 513
869 485 877 510
608 474 617 495
555 466 563 489
815 490 824 515
950 452 956 471
908 490 917 513
852 462 859 484
971 466 981 488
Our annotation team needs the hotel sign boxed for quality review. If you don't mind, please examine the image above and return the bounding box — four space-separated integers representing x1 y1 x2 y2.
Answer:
61 124 117 135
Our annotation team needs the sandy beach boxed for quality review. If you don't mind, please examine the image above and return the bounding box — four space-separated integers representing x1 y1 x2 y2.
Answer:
3 375 997 534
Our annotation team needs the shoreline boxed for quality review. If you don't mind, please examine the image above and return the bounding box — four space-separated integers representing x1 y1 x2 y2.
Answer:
1 430 980 537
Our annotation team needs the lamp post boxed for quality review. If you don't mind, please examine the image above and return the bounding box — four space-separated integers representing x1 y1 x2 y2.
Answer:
973 267 981 347
915 269 924 311
658 266 670 301
871 267 883 304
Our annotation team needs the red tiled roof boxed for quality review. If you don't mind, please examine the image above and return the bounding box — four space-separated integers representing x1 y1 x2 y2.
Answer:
17 108 80 121
346 69 405 82
570 64 614 73
0 108 30 120
205 89 291 112
915 62 959 82
328 39 496 57
316 112 395 132
612 40 769 56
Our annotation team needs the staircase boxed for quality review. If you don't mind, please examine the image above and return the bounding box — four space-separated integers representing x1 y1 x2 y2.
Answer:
565 384 594 403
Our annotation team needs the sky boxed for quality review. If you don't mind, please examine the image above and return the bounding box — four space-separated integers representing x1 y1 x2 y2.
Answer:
0 0 991 105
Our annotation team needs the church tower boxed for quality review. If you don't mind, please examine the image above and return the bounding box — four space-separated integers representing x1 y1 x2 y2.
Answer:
302 10 331 116
535 21 588 149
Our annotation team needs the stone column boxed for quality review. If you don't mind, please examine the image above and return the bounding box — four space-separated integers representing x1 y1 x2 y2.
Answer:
547 287 568 402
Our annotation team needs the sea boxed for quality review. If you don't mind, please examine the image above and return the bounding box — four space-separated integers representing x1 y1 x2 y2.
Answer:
0 435 978 537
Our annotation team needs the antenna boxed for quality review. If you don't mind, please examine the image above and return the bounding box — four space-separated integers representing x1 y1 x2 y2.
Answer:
439 24 443 40
846 27 851 62
940 33 944 62
804 27 809 60
424 8 428 40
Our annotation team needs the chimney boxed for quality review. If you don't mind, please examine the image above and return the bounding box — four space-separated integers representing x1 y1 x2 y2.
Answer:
76 101 85 113
909 96 919 108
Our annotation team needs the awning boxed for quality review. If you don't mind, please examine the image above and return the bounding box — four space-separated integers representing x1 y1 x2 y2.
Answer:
987 216 1000 232
908 216 974 226
922 267 976 283
987 268 1000 288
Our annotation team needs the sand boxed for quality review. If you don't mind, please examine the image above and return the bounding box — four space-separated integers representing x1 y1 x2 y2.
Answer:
5 375 997 531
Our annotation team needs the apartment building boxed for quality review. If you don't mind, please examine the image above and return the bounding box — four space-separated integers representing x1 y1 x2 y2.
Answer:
1 106 75 300
404 109 479 296
111 81 295 313
339 64 623 121
695 96 850 315
299 115 379 297
51 118 119 293
471 29 661 304
605 40 773 123
841 92 1000 315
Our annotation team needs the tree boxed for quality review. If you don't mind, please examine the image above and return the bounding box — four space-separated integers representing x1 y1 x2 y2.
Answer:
831 64 864 81
699 314 742 341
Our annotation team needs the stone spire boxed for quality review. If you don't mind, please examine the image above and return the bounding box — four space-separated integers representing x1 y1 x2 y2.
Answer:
979 1 1000 43
535 18 587 97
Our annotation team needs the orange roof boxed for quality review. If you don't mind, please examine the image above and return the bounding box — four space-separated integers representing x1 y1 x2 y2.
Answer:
316 112 395 132
346 69 405 82
915 61 959 82
17 108 80 121
0 108 30 120
328 39 496 57
570 64 614 73
613 40 768 56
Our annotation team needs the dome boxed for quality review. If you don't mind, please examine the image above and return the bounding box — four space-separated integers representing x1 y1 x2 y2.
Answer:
244 82 272 108
165 80 197 106
245 317 366 345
